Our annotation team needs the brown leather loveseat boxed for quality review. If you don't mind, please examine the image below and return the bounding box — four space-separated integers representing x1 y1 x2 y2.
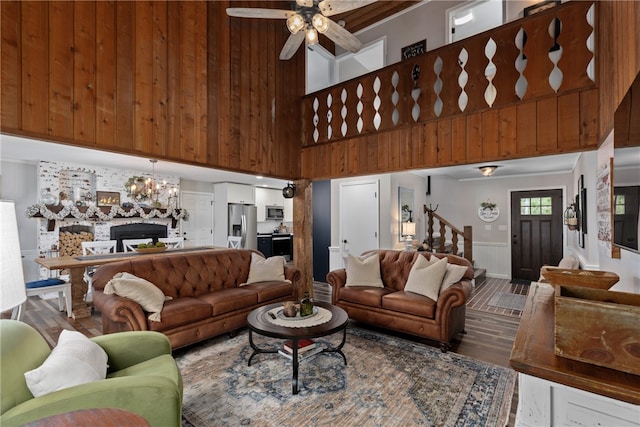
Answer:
327 250 473 352
92 248 300 349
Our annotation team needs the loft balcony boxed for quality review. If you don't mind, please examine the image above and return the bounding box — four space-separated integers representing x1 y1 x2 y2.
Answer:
302 1 601 179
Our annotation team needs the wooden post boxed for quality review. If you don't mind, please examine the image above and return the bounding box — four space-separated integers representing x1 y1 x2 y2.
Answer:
463 225 473 265
292 178 313 296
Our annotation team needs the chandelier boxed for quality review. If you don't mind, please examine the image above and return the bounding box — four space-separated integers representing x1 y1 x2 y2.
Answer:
127 160 178 208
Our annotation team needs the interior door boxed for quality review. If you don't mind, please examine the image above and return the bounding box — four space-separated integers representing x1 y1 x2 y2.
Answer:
511 189 563 282
340 180 379 260
181 192 214 247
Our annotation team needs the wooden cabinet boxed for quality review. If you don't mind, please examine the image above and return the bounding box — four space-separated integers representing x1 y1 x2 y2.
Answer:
510 282 640 426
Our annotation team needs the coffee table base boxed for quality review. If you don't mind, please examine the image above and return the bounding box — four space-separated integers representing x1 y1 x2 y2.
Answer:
247 327 347 395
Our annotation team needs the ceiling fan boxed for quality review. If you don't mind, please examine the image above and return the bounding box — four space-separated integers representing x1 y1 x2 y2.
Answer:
227 0 378 60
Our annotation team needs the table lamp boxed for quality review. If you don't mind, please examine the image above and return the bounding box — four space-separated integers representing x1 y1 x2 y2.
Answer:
1 200 27 318
402 220 416 251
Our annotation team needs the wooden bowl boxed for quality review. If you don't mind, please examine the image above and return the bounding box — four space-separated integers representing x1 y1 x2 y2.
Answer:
134 246 168 254
542 268 619 290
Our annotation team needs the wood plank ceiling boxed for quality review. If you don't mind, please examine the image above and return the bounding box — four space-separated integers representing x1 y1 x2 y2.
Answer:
333 1 421 34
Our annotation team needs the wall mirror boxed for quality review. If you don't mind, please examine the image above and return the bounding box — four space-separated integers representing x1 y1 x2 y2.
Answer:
398 187 414 241
613 72 640 253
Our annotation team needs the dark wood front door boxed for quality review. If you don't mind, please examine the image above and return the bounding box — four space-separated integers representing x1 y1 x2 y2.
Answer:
511 189 563 281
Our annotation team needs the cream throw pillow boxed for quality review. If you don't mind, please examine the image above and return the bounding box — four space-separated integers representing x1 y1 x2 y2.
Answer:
104 272 168 322
404 256 448 301
244 253 288 284
345 253 383 288
24 329 108 397
441 263 469 291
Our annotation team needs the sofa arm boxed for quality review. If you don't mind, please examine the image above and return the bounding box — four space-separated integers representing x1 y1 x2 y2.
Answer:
0 376 182 427
434 280 472 324
326 269 347 304
91 331 171 372
92 291 149 333
284 266 302 299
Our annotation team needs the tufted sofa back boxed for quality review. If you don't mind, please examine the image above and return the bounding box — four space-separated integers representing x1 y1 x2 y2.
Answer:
362 250 474 291
91 249 258 298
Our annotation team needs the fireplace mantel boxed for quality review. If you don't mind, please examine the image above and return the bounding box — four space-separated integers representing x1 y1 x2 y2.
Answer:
27 204 188 231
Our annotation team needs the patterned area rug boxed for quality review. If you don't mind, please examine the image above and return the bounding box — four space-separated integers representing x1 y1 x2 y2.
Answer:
488 292 527 311
176 327 516 427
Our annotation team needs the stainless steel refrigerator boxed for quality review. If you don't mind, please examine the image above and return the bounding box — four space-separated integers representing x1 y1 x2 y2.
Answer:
228 204 257 250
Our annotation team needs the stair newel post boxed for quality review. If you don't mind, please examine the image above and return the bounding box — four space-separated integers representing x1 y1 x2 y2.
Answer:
463 226 473 265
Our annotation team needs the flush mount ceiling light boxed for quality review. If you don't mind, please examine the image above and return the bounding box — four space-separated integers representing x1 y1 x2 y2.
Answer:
478 165 499 176
454 12 474 26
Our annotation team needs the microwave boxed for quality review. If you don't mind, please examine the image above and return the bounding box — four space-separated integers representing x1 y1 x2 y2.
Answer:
266 205 284 220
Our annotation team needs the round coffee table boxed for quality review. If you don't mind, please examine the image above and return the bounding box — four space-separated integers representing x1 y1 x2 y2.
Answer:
246 301 348 394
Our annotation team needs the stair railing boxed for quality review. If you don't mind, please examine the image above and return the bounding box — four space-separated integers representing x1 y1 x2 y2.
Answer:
425 206 473 265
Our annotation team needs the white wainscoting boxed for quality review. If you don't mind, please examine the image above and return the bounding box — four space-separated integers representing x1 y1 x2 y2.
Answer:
328 246 344 272
472 242 510 279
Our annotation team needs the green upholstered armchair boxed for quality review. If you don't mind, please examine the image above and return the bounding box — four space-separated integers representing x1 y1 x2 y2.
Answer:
0 320 183 427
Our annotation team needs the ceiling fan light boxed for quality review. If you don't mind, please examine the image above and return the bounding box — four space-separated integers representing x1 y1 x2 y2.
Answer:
305 26 318 45
478 165 499 176
287 14 305 34
312 14 329 33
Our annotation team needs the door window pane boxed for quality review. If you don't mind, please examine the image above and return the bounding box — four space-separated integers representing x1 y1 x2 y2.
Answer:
521 197 553 216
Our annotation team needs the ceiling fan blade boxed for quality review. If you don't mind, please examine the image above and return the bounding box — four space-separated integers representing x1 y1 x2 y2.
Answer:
318 0 379 17
296 0 314 6
226 8 296 20
323 19 363 53
279 31 305 60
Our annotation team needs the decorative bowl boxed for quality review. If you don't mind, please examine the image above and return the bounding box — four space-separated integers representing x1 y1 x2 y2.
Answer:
543 268 619 290
134 246 168 254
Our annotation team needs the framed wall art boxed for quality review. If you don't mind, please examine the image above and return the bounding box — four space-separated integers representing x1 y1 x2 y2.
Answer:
97 191 121 207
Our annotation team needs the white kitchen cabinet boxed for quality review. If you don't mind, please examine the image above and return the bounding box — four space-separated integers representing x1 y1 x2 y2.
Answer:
284 196 293 222
255 187 284 222
225 183 255 204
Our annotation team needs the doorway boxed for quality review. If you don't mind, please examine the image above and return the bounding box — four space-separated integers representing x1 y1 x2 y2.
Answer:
180 192 214 247
339 180 379 259
511 189 563 282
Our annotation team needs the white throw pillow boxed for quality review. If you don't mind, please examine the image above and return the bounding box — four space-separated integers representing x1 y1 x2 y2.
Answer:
24 329 108 397
441 263 469 291
104 272 168 322
345 253 384 288
404 256 448 301
244 253 287 284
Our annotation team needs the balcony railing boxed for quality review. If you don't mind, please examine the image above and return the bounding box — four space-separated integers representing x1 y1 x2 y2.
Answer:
302 1 596 146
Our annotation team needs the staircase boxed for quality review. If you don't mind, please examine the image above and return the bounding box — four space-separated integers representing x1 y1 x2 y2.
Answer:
424 207 473 266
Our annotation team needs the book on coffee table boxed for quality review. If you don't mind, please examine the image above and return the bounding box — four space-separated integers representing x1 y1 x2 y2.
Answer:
282 339 316 354
278 346 323 361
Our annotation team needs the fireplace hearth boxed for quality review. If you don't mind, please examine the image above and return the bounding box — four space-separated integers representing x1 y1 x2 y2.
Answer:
110 223 168 252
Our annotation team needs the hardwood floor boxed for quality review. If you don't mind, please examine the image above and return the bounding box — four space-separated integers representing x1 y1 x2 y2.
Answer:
6 277 526 426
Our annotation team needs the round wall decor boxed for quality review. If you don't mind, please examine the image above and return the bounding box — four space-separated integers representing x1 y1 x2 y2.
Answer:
478 201 500 222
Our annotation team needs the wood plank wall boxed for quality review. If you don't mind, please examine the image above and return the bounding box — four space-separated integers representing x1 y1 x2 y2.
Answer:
597 1 640 139
0 0 304 180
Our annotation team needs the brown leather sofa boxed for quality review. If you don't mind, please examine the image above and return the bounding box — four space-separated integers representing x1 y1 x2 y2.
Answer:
326 250 473 352
91 249 301 349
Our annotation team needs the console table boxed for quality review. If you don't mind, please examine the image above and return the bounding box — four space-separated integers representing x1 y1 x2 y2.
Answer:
510 282 640 426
